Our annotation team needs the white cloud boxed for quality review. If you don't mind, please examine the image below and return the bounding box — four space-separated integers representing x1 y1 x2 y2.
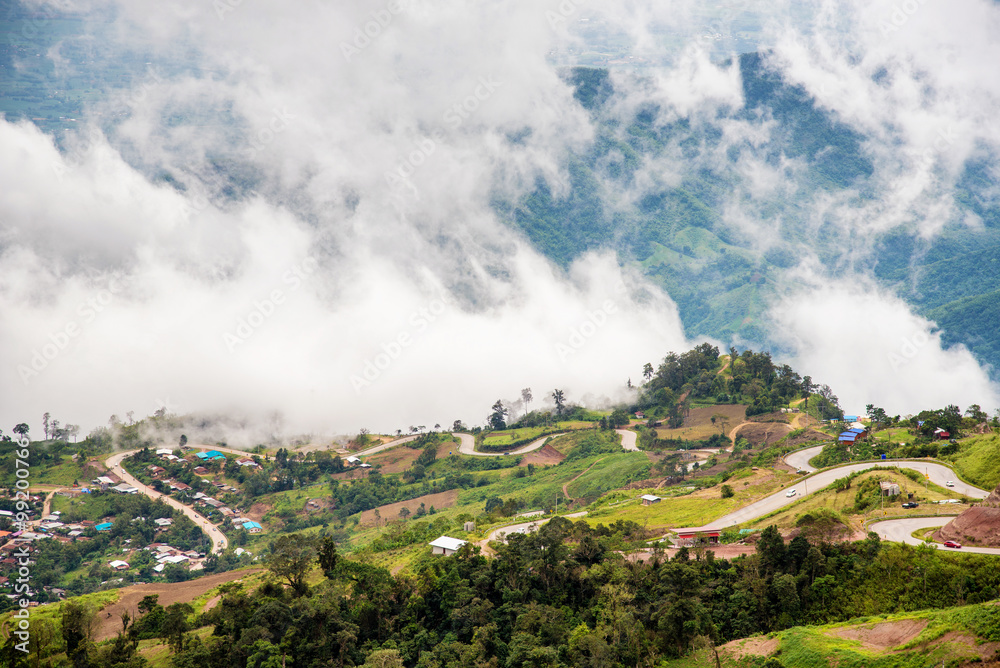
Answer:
769 276 999 416
3 0 999 441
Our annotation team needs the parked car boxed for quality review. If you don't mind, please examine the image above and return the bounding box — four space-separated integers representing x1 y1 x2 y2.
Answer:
786 489 797 498
943 541 962 548
901 502 919 509
946 481 955 487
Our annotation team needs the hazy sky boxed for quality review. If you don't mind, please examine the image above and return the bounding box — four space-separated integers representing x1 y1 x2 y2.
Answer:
1 0 998 442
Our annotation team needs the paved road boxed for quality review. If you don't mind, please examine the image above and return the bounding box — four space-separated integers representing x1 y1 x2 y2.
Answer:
105 451 228 554
457 433 564 457
680 458 987 532
486 511 589 543
870 517 1000 555
785 445 824 473
616 429 639 452
354 435 420 457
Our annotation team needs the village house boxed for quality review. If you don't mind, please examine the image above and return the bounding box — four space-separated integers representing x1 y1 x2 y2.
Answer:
429 536 467 556
242 521 263 534
640 494 662 506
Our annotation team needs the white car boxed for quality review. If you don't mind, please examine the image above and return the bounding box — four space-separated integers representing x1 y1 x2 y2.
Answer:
786 489 797 498
946 481 955 487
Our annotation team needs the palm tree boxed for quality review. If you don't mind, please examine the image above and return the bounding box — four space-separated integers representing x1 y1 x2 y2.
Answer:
552 389 566 416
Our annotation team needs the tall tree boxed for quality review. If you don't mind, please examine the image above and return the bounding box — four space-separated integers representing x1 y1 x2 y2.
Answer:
267 533 317 597
801 375 814 409
42 412 50 440
13 423 29 439
489 400 508 430
161 603 193 653
552 389 566 416
521 387 533 414
642 363 654 382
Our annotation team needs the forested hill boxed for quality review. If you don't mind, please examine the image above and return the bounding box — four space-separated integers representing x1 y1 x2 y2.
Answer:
57 528 1000 668
499 54 1000 371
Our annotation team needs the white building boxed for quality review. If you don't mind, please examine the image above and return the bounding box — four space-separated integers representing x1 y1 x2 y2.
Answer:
429 536 467 556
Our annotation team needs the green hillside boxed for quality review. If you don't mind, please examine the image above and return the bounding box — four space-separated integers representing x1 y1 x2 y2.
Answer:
666 602 1000 667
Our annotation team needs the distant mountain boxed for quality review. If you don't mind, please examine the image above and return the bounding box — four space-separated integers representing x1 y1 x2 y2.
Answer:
502 55 1000 372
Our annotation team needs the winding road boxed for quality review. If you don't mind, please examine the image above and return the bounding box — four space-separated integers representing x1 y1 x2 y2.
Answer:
105 450 229 554
783 446 985 499
456 432 564 457
870 516 1000 555
784 444 824 473
677 455 987 533
485 511 589 543
616 429 640 452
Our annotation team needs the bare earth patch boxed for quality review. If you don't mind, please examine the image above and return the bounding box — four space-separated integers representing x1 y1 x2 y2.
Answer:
719 635 779 661
367 447 421 474
626 544 757 562
519 444 565 467
245 502 269 522
732 422 793 448
359 489 460 526
94 569 263 641
655 405 748 442
830 618 928 650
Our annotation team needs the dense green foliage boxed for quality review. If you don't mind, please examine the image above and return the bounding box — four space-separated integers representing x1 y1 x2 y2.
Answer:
636 344 838 421
19 523 1000 668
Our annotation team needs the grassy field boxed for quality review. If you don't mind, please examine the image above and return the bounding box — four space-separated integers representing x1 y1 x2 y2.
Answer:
482 426 549 446
31 457 94 486
940 433 1000 490
583 468 792 532
565 452 653 501
51 491 123 521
